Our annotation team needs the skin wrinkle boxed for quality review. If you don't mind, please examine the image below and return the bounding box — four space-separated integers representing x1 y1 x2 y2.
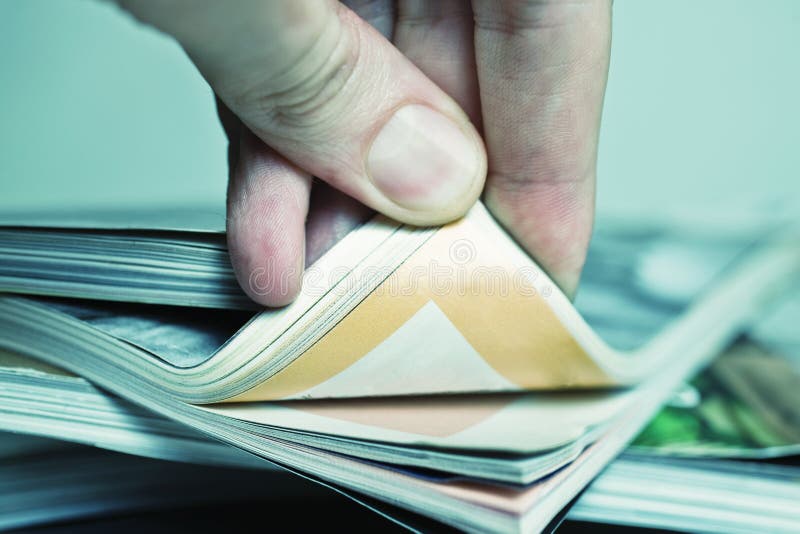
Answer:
473 0 598 34
225 3 486 223
480 91 593 186
394 0 481 126
479 124 598 188
250 17 357 131
153 3 336 105
396 2 472 28
246 10 477 220
246 19 372 201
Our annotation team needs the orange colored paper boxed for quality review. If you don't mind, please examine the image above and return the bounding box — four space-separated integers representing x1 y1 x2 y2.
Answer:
229 215 612 402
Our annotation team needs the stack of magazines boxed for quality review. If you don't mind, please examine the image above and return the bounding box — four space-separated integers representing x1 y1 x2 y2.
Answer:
1 201 798 532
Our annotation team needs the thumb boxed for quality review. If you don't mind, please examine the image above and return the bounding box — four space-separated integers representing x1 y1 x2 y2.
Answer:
121 0 487 226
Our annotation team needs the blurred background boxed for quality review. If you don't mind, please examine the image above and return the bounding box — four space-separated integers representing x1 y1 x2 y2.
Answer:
1 0 798 225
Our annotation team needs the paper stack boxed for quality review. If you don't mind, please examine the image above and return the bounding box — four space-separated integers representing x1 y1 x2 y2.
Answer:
2 202 798 532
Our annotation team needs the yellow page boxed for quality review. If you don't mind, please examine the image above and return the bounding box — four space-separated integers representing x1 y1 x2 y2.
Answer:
230 206 612 402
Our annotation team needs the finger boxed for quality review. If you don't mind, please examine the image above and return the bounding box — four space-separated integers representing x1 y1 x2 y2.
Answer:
472 0 611 295
122 0 486 226
227 129 311 307
394 0 482 126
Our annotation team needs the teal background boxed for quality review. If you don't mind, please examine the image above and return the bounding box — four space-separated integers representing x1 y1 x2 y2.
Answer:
1 1 798 223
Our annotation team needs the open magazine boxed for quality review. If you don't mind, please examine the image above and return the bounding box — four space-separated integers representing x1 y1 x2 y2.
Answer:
1 202 796 403
0 202 797 531
3 282 800 532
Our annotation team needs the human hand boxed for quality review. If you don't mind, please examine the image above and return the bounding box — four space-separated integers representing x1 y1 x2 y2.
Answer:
119 0 610 305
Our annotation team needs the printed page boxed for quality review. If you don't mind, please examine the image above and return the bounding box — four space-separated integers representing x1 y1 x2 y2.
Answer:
227 204 798 401
226 206 755 401
230 205 611 401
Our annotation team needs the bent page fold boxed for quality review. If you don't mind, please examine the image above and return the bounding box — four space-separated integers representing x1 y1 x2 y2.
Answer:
1 202 797 403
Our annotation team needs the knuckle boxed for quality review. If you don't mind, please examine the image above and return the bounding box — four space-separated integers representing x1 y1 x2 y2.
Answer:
396 2 471 28
490 137 592 190
474 0 603 34
237 18 360 132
